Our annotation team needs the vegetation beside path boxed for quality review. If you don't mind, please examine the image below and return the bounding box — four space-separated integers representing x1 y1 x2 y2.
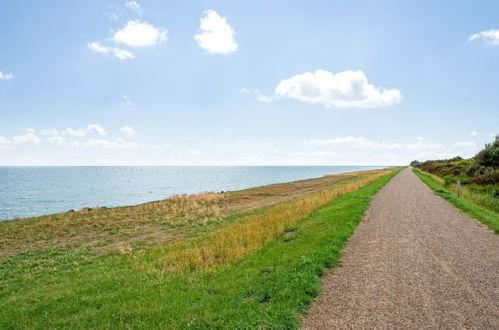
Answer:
413 168 499 234
0 168 399 328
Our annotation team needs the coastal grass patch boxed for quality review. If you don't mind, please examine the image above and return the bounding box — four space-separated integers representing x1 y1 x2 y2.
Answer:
148 170 393 272
413 168 499 234
0 170 369 258
0 169 399 328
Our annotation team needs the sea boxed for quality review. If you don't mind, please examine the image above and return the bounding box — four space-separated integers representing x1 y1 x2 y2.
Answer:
0 166 386 221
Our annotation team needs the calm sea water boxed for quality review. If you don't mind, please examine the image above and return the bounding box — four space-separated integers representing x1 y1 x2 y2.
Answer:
0 166 385 221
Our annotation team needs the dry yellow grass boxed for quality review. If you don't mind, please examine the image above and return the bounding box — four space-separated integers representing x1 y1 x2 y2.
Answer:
0 171 368 257
160 169 395 272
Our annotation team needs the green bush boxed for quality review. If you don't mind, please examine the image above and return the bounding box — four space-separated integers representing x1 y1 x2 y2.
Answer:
413 134 498 185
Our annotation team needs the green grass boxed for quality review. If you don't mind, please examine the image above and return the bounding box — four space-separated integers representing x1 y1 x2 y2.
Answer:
413 168 499 234
0 170 399 329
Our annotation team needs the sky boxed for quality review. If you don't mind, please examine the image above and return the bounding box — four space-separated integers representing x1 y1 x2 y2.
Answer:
0 0 498 166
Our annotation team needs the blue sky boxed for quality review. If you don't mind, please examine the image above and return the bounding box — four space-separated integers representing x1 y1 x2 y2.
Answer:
0 0 498 165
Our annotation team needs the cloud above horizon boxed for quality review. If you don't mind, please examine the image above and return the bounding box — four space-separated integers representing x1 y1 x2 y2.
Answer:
120 126 136 136
304 136 441 150
112 20 167 47
0 72 15 80
469 29 499 45
13 133 41 145
195 10 237 54
124 1 142 14
65 124 107 137
273 70 402 108
87 42 135 60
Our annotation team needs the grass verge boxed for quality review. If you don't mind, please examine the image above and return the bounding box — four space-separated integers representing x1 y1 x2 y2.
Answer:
0 169 399 328
413 167 499 234
153 170 392 272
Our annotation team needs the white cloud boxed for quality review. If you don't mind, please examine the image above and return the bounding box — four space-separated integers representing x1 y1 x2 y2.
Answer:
0 72 15 80
120 126 136 136
304 136 442 150
83 138 139 149
48 136 66 146
87 124 107 135
125 1 142 13
274 70 402 108
256 94 275 103
292 151 340 157
469 29 499 46
65 124 107 137
13 133 41 145
469 130 478 136
39 129 59 136
87 42 134 60
122 94 133 105
453 141 476 147
413 151 460 161
112 20 167 47
0 136 10 145
110 13 119 20
240 88 276 103
186 148 202 155
88 42 110 53
113 48 135 60
195 10 237 54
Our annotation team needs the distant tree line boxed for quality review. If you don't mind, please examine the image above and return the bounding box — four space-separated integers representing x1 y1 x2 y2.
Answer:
410 134 499 185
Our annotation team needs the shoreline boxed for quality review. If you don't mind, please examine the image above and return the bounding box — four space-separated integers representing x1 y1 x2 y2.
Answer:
0 167 394 258
0 165 389 222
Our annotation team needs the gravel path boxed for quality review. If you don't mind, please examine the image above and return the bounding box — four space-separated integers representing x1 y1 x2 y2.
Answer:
302 167 499 329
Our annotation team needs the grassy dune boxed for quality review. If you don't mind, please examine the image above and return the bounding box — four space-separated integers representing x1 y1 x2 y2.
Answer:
0 167 400 328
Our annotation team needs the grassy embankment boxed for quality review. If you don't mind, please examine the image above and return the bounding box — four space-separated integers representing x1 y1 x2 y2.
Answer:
0 168 400 328
413 168 499 234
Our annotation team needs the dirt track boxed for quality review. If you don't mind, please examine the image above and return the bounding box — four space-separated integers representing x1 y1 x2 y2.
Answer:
302 167 499 329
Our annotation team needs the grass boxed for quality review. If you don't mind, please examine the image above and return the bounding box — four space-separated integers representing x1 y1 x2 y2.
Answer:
0 168 399 328
444 183 499 213
413 167 499 234
154 170 392 272
0 170 362 257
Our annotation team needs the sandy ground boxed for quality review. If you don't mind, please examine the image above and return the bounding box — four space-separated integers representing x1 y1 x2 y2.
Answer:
302 167 499 329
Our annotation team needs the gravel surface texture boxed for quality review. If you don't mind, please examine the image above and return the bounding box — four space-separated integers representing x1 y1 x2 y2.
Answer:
302 167 499 329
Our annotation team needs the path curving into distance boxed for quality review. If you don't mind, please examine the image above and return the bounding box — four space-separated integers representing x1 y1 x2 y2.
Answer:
302 167 499 329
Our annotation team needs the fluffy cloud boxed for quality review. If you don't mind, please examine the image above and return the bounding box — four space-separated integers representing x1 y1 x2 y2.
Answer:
292 151 340 157
83 138 139 149
240 88 275 103
469 29 499 46
274 70 401 108
13 133 41 145
186 148 202 155
304 136 441 150
48 136 66 146
0 136 10 145
0 72 15 80
112 20 167 47
122 94 133 105
87 42 134 60
469 130 478 136
125 1 142 13
38 129 59 136
195 10 237 54
120 126 136 136
65 124 107 137
454 141 475 147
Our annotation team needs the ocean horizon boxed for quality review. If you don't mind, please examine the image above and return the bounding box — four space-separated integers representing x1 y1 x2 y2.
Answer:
0 165 387 221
